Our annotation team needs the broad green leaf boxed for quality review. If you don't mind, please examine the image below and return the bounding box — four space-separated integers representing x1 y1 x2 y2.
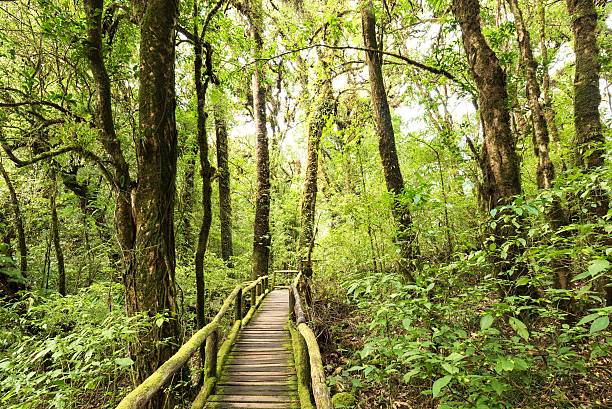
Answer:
480 315 494 331
577 312 600 326
402 318 412 330
441 363 459 374
509 317 529 341
446 352 465 361
588 259 610 276
590 316 609 334
432 375 453 398
115 357 134 367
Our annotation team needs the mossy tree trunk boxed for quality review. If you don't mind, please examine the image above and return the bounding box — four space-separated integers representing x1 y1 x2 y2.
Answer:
360 0 419 278
250 0 271 279
299 76 334 271
215 107 234 266
507 0 554 190
453 0 536 298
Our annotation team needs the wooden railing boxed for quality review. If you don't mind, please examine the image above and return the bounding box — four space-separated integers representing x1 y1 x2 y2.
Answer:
115 275 270 409
289 272 333 409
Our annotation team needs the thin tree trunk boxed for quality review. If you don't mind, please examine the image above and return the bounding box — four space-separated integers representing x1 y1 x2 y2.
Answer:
537 4 562 155
507 0 554 189
453 0 535 298
179 154 196 250
0 160 27 277
193 7 213 331
250 0 271 279
215 107 234 266
299 78 334 271
50 171 65 296
360 0 419 278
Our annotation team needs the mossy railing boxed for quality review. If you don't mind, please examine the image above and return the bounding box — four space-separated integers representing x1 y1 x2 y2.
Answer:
115 275 270 409
289 272 333 409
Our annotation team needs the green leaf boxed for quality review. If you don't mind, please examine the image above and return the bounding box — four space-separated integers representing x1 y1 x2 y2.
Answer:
590 316 609 334
446 352 465 361
402 318 412 330
480 315 494 331
509 317 529 341
115 357 134 367
588 259 610 276
403 368 420 383
432 375 453 398
495 357 515 373
577 312 600 326
155 317 165 328
441 363 459 374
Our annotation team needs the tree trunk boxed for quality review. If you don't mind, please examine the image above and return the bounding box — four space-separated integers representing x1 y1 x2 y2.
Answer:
566 0 610 306
360 0 419 277
193 12 213 332
50 171 65 296
130 0 181 387
453 0 535 298
179 154 196 251
567 0 605 173
507 0 554 189
299 78 334 271
250 1 271 279
0 160 27 277
537 4 562 157
215 107 234 266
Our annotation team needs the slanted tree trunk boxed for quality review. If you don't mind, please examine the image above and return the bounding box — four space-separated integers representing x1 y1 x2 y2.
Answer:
215 107 234 266
507 0 554 189
360 0 419 278
0 160 27 277
250 0 271 279
299 78 334 273
453 0 535 298
50 171 65 296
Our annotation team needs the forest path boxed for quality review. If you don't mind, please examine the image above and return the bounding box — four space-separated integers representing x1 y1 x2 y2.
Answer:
206 288 298 408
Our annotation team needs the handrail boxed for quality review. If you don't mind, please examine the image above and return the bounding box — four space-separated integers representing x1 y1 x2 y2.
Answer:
115 275 269 409
290 272 333 409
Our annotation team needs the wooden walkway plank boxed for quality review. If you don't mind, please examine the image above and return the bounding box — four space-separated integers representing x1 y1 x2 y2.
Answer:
207 288 299 409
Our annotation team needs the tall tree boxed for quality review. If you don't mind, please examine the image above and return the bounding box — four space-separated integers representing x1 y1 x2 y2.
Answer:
360 0 419 277
506 0 554 189
453 0 535 298
84 0 181 388
215 107 234 266
250 0 271 279
567 0 607 214
299 76 334 271
192 1 215 332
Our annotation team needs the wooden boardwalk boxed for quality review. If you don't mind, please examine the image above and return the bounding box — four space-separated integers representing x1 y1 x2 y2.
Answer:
206 288 298 408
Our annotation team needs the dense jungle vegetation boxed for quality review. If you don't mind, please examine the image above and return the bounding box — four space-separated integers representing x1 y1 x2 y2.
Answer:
0 0 611 407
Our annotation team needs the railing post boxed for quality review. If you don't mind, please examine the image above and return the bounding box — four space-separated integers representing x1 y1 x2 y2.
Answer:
289 287 295 322
256 281 261 298
205 329 218 380
250 286 256 308
235 288 242 322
